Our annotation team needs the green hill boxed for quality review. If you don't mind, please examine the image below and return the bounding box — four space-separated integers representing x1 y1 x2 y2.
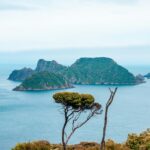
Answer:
8 68 35 81
62 57 137 85
13 72 73 91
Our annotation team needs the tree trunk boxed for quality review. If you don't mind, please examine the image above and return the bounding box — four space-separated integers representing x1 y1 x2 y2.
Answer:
100 105 109 150
62 109 68 150
62 123 67 150
100 88 117 150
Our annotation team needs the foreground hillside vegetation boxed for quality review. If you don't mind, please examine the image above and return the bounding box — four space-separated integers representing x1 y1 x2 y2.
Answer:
12 129 150 150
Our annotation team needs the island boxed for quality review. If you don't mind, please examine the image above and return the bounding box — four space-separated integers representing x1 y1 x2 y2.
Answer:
62 57 138 85
136 74 145 83
8 59 67 81
144 73 150 79
8 68 35 81
13 72 73 91
9 57 145 91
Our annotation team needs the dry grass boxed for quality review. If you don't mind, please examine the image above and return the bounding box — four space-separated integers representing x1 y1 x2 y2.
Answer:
12 129 150 150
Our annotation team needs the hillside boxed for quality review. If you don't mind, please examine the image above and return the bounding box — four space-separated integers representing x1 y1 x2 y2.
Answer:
13 72 73 91
8 68 35 81
35 59 67 73
62 57 137 85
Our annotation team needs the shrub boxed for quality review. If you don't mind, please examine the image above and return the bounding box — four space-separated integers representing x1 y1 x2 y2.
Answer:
126 129 150 150
12 141 51 150
12 129 150 150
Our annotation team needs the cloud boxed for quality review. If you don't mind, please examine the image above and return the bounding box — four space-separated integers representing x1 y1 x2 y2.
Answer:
0 0 51 10
0 1 33 10
0 0 138 11
0 0 150 51
0 5 27 10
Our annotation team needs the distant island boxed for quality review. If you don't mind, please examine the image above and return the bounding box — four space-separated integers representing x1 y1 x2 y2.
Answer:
144 73 150 79
9 57 145 91
8 67 34 81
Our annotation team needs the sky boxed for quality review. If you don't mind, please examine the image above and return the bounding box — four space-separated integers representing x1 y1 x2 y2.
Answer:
0 0 150 65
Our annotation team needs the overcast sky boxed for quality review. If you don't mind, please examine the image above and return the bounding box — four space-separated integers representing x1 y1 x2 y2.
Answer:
0 0 150 50
0 0 150 65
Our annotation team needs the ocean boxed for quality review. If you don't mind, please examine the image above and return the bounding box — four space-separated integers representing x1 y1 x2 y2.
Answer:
0 64 150 150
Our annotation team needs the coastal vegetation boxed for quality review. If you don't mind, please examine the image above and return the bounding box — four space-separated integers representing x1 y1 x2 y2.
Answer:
12 129 150 150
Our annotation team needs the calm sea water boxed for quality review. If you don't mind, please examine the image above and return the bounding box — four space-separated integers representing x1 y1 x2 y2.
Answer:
0 64 150 150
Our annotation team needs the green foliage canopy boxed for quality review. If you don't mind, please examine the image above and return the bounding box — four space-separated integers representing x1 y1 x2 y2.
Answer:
53 92 98 110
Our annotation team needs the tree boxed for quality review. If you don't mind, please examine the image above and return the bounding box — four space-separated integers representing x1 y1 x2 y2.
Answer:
53 92 102 150
100 88 118 150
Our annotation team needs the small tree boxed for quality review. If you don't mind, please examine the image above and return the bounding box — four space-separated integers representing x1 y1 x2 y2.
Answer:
53 92 102 150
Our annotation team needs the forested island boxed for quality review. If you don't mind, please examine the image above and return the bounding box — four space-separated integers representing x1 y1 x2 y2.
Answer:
9 57 145 91
144 73 150 79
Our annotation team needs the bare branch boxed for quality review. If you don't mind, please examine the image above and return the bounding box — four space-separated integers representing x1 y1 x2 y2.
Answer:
72 111 82 130
100 87 118 150
66 108 98 144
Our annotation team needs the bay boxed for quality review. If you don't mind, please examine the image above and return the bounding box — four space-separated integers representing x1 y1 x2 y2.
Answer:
0 64 150 150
